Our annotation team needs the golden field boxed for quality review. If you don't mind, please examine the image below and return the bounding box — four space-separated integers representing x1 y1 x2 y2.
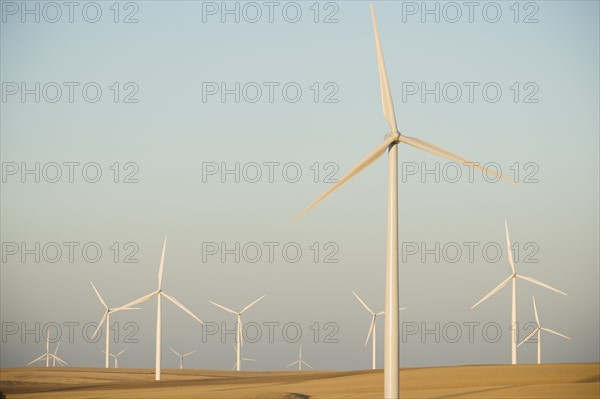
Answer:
0 363 598 398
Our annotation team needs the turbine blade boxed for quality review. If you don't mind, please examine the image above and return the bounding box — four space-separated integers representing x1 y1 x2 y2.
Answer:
398 308 406 312
92 311 108 339
517 275 566 295
286 360 299 368
517 328 540 347
471 274 513 309
352 291 374 314
504 221 516 274
302 361 314 369
118 291 158 310
542 327 571 340
53 341 60 355
370 4 397 133
183 350 197 357
116 347 128 356
157 236 167 290
27 354 46 365
378 311 386 315
111 306 141 312
294 136 395 220
170 347 180 356
399 135 515 183
209 301 238 315
365 315 376 347
162 292 203 324
90 281 108 309
240 295 266 314
242 358 256 362
532 296 540 325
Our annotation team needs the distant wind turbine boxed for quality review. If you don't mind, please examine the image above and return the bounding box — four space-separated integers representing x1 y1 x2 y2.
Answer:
209 295 265 371
90 281 139 368
472 221 566 364
352 291 406 370
517 296 571 364
27 336 67 367
51 341 65 367
170 347 197 369
103 347 128 368
118 237 204 380
286 345 313 371
294 5 515 398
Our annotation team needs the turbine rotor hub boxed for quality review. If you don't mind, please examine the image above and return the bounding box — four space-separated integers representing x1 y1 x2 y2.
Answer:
385 131 401 142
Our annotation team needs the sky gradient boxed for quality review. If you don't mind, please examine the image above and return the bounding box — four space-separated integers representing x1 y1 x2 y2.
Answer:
1 1 598 370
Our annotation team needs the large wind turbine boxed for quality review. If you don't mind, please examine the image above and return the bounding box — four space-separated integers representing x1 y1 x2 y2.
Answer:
472 221 566 364
118 237 203 380
170 347 196 369
27 337 67 367
294 5 513 397
517 296 571 364
209 295 265 371
286 344 313 371
103 347 128 368
90 281 139 368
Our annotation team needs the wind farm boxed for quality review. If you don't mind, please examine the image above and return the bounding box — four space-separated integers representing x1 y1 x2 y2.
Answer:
1 1 598 399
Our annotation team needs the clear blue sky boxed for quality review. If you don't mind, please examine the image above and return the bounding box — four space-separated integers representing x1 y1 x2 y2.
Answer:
1 1 598 370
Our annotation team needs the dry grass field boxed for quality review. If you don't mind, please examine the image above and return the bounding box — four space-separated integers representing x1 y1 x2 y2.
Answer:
1 363 598 398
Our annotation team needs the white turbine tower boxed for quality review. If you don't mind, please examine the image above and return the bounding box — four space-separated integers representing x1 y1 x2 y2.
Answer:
90 281 139 368
118 237 203 380
286 345 313 371
231 345 255 370
517 296 571 364
472 221 566 364
27 337 67 367
294 5 514 397
209 295 265 371
103 347 128 368
170 347 197 369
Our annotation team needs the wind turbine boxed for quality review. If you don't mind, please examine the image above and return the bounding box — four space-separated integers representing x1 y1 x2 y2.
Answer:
90 281 139 368
103 347 128 368
517 296 571 364
286 344 313 371
51 341 66 367
209 295 265 371
118 237 204 380
170 347 197 369
294 5 514 397
27 337 67 367
231 345 255 370
472 221 566 364
352 291 406 370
